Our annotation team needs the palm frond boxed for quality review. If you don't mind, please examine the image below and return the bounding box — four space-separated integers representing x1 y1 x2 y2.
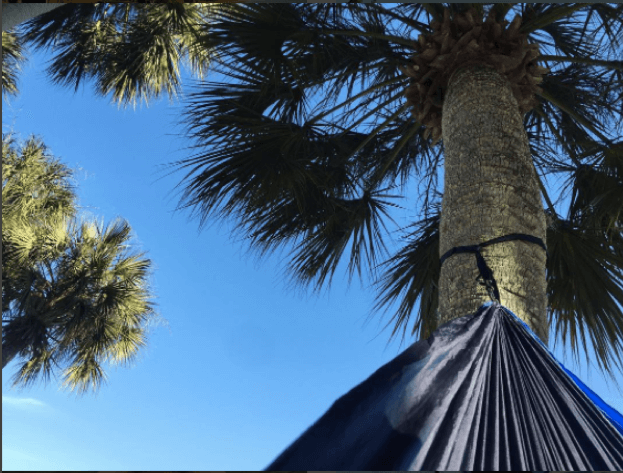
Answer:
2 134 78 317
164 4 623 380
419 4 445 23
546 215 623 385
520 3 591 36
591 3 623 57
9 346 58 390
364 199 442 347
16 3 220 109
485 3 516 24
59 351 108 396
277 184 404 297
2 30 28 99
104 325 148 367
531 61 622 162
2 135 159 394
563 141 623 241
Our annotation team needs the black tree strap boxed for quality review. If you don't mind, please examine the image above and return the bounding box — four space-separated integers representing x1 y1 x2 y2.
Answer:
439 233 549 303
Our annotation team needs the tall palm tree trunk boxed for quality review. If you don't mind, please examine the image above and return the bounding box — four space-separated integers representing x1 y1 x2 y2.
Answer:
438 62 549 346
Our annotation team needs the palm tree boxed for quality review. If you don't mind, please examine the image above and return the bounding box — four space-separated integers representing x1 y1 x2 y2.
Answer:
2 133 162 396
5 1 236 109
157 3 623 382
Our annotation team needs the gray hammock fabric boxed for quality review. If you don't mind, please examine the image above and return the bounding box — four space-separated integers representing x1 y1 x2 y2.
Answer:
264 301 623 471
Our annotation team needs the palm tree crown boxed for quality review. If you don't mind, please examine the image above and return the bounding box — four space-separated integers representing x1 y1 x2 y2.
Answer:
158 3 623 381
2 133 162 395
11 2 227 109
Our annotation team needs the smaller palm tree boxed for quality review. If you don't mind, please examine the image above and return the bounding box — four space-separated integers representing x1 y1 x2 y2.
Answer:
2 133 163 396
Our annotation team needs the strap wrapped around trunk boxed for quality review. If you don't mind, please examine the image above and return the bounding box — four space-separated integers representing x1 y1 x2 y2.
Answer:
439 233 548 303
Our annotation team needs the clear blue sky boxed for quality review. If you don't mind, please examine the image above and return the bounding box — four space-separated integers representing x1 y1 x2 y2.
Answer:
3 7 623 471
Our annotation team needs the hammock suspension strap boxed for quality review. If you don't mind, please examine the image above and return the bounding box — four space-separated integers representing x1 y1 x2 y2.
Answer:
439 233 548 303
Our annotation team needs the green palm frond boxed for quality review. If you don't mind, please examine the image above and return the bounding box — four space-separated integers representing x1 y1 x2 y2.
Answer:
546 214 623 384
3 135 159 395
533 61 622 144
563 142 623 240
28 222 156 394
59 351 108 396
277 184 404 296
163 2 623 380
3 133 78 315
15 2 222 109
3 217 157 395
363 198 442 347
104 325 148 367
10 346 58 389
2 30 28 99
519 3 591 36
2 133 78 222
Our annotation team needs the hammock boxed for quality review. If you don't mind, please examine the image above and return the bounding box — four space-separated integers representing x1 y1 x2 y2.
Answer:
265 233 623 471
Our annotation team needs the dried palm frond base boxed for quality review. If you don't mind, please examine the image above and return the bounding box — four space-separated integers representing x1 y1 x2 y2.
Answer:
400 7 550 147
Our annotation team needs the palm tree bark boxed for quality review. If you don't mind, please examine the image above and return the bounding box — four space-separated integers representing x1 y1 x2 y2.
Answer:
2 4 65 32
438 62 549 346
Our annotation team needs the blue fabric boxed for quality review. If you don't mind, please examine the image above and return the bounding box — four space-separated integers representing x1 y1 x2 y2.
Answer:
492 301 623 437
265 302 623 471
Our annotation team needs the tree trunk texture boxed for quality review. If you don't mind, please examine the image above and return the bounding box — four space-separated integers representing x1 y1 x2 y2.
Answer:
438 62 549 346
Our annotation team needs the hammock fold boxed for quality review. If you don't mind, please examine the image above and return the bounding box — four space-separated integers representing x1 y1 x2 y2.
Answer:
265 301 623 471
